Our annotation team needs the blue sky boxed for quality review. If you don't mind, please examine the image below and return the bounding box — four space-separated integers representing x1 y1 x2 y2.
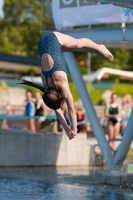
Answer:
0 0 4 17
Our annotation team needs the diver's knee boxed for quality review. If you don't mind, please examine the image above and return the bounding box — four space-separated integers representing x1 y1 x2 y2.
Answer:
76 38 84 49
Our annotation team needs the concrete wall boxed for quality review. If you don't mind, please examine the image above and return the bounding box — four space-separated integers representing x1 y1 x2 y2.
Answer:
0 130 95 167
0 88 26 106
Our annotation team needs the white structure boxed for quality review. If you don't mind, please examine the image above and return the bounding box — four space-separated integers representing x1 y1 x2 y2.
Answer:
52 1 133 30
24 67 133 84
83 67 133 82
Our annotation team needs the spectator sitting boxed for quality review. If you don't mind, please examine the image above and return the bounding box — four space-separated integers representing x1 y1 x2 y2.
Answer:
76 109 86 133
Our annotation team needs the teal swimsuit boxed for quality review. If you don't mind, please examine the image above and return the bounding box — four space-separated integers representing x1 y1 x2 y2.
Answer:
38 32 69 86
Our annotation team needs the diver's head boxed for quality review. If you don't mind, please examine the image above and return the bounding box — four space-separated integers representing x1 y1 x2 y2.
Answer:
18 78 64 110
42 86 64 110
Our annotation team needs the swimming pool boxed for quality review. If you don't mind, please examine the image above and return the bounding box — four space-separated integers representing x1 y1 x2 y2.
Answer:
0 167 133 200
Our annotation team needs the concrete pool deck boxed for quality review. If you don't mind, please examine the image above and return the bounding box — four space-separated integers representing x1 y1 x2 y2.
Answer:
0 130 95 167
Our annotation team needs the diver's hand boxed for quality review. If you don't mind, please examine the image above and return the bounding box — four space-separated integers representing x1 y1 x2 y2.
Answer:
69 129 77 140
73 128 77 136
65 126 76 140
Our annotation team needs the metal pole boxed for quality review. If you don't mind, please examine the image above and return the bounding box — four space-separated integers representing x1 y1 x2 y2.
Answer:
87 52 91 92
112 109 133 170
64 52 114 170
40 0 54 34
40 0 43 32
88 52 91 75
45 0 53 18
121 22 126 41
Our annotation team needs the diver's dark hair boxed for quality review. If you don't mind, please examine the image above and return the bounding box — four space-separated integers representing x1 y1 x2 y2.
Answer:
18 78 64 110
18 78 45 92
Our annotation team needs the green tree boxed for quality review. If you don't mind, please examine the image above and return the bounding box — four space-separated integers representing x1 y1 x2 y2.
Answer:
127 50 133 71
0 81 8 91
86 84 104 105
69 81 104 105
74 48 133 73
22 66 41 76
0 0 54 56
112 84 133 97
91 48 131 71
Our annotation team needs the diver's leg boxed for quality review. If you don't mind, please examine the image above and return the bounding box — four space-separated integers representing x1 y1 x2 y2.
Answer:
54 31 114 61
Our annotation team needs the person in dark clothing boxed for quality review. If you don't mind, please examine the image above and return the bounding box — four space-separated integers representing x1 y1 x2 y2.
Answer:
35 92 47 132
76 109 86 133
105 93 122 151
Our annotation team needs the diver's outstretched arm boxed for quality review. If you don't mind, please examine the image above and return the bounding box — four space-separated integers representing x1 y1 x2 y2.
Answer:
60 81 77 136
55 109 75 140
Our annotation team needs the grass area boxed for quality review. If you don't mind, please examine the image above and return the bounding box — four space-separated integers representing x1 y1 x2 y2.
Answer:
126 148 133 160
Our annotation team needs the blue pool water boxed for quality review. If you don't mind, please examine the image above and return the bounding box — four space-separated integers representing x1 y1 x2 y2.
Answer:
0 177 133 200
0 167 133 200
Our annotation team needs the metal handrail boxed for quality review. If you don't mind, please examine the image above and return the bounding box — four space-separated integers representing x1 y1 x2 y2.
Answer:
0 114 57 120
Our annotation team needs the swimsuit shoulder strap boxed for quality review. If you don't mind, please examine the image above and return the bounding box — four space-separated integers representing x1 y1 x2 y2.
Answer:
42 69 55 88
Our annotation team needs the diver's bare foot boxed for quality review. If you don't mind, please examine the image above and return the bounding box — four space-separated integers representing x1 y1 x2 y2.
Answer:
99 44 114 61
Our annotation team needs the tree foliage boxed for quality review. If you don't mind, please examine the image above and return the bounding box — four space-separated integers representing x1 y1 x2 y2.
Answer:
74 48 133 72
112 84 133 97
69 81 104 105
91 48 133 71
0 0 54 56
86 84 104 105
0 81 8 91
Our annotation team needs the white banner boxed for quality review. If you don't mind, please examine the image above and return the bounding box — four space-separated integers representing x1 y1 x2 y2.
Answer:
52 0 133 30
